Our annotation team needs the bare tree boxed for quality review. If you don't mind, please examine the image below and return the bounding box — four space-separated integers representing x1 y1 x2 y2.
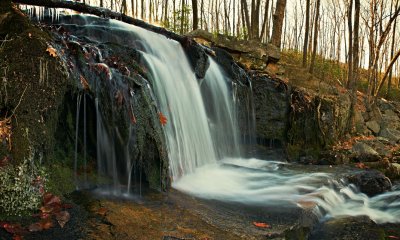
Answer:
270 0 287 47
302 0 310 67
192 0 198 30
309 0 321 73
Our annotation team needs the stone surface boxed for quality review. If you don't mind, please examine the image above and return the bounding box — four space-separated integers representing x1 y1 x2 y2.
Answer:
352 142 380 159
379 128 400 143
346 170 392 196
366 120 380 135
252 76 289 143
309 216 384 240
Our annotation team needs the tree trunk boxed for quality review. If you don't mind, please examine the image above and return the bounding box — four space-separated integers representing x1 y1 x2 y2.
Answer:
180 0 184 34
309 0 320 74
387 0 399 99
302 0 310 68
259 0 269 40
241 0 251 39
141 0 144 19
270 0 287 48
164 0 169 27
346 0 360 133
192 0 198 30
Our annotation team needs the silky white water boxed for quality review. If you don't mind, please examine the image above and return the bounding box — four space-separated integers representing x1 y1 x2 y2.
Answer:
107 19 400 224
37 13 400 224
174 158 400 223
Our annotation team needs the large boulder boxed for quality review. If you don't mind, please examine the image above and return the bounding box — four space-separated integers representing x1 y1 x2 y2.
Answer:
346 170 392 196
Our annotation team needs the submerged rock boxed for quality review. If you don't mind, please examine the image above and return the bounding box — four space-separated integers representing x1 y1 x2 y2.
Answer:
346 170 392 196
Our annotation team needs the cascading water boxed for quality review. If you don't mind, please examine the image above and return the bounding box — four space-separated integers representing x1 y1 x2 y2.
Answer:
29 10 400 224
111 20 242 180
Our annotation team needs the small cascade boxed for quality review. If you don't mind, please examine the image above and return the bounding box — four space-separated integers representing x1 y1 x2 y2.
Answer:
34 13 400 223
74 93 82 187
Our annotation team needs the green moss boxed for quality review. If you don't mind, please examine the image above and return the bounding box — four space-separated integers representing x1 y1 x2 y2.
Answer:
46 163 75 196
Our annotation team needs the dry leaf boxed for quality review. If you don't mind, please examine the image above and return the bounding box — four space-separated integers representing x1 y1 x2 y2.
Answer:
28 33 32 38
159 112 167 126
80 75 90 90
97 207 108 216
28 222 43 232
253 222 270 228
55 211 70 228
40 218 53 230
46 46 57 58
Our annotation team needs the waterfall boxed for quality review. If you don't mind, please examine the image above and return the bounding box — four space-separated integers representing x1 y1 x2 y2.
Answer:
35 13 399 224
109 20 242 180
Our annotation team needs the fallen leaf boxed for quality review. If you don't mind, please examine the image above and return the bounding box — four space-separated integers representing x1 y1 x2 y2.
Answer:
3 223 24 234
159 112 167 126
55 211 70 228
63 203 73 209
129 109 137 124
80 75 90 90
355 162 368 169
28 222 43 232
44 193 61 206
40 218 53 230
97 207 108 216
40 205 54 214
253 222 270 228
28 33 32 38
388 236 400 239
12 235 22 240
46 46 57 57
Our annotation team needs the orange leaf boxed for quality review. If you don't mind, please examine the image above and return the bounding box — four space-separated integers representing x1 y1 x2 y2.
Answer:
97 207 108 216
40 218 53 230
129 109 137 124
44 193 61 206
46 46 57 58
253 222 270 228
355 162 368 169
80 75 90 90
55 211 70 228
159 112 167 126
28 222 43 232
12 235 22 240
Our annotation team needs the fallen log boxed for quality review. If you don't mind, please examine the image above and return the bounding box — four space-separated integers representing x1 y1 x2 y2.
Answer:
12 0 186 43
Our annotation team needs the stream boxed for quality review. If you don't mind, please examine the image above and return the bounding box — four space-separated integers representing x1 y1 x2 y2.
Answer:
24 6 400 238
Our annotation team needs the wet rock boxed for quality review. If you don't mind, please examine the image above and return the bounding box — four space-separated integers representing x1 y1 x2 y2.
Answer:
183 38 210 79
346 170 392 196
252 76 289 142
366 120 380 135
309 216 385 240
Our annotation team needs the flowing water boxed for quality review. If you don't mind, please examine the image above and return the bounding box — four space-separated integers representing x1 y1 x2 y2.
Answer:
27 9 400 224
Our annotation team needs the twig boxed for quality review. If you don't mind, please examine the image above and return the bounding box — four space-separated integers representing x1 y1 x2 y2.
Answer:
9 86 28 119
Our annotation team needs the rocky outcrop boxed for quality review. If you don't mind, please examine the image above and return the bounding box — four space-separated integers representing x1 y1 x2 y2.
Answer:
187 29 280 72
252 76 290 143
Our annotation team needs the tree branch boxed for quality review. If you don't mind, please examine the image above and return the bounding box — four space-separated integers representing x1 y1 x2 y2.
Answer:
12 0 187 44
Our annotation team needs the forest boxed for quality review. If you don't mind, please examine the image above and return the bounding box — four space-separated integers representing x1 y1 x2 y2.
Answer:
1 0 400 239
